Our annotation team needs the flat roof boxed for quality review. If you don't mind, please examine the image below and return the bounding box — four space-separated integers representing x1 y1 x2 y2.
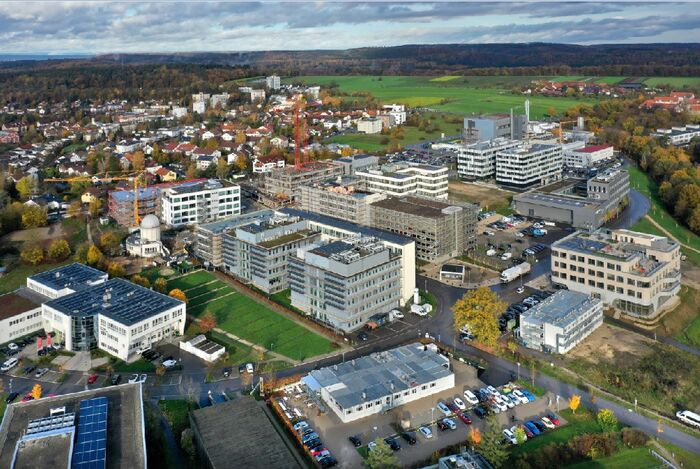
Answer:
372 196 471 218
516 191 594 208
12 429 74 469
522 290 600 329
197 210 274 234
190 398 301 469
29 263 107 292
0 384 146 469
308 343 452 409
44 278 183 325
0 287 46 321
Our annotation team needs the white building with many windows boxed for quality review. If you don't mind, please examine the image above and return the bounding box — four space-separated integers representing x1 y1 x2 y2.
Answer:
0 288 45 344
303 343 454 423
457 138 521 180
357 118 383 134
356 162 449 200
565 145 614 168
161 179 241 227
496 143 563 188
26 263 108 299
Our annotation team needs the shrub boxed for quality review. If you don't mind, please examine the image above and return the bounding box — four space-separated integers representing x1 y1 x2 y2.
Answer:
621 428 650 448
597 408 619 432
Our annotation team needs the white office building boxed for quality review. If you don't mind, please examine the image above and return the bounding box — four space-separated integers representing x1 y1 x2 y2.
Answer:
565 145 615 168
42 278 186 361
161 179 241 227
519 290 603 354
356 162 449 200
357 118 383 134
382 104 407 125
496 143 563 188
250 89 266 102
303 343 454 423
653 125 700 146
457 138 521 180
266 75 281 90
27 263 108 299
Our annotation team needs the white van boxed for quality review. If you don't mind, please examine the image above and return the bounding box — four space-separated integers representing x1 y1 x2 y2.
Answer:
676 410 700 428
1 357 18 372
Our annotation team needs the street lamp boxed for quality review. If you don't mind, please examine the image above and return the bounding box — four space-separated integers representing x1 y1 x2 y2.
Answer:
517 362 520 381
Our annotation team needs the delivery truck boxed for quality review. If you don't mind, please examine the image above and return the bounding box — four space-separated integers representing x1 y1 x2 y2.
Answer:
500 262 531 283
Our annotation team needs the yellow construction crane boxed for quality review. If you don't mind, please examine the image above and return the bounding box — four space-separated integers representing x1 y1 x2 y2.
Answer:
45 170 147 226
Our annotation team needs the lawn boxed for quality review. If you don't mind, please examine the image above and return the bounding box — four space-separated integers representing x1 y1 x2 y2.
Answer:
112 358 155 373
566 447 660 469
643 77 700 88
0 393 7 419
171 271 334 361
0 258 71 295
290 76 598 117
510 409 601 457
653 285 700 348
630 216 665 237
167 270 218 291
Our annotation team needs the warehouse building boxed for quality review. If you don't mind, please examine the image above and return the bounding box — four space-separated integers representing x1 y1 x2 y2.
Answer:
289 236 402 332
355 162 449 200
463 113 527 142
303 343 454 423
299 179 387 225
160 179 241 227
519 290 603 354
42 277 186 361
514 168 629 229
551 229 681 319
370 196 478 262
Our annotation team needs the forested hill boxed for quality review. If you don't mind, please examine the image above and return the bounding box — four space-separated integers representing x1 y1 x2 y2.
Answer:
2 43 700 77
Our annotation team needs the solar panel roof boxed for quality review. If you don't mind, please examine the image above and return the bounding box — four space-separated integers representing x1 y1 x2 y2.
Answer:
72 397 108 469
29 263 107 292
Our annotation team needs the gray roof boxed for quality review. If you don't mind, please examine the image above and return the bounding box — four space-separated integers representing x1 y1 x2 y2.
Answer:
521 290 600 329
44 278 183 325
29 263 107 292
196 210 274 234
308 343 452 409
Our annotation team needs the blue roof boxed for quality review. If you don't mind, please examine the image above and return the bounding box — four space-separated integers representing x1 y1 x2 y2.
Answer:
45 278 184 325
279 208 413 246
29 263 107 292
72 397 108 469
109 188 157 202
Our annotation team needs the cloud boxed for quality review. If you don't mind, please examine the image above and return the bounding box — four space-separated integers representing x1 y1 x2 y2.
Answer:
0 2 693 53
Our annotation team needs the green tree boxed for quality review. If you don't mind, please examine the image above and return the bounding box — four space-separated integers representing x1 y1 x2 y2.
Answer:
597 408 618 432
216 157 230 179
21 204 47 228
452 287 505 346
153 277 167 293
16 176 34 199
74 243 89 263
47 239 71 261
86 244 103 266
100 231 121 256
364 438 399 469
20 243 44 265
107 262 125 278
131 274 151 289
480 414 509 468
514 426 527 445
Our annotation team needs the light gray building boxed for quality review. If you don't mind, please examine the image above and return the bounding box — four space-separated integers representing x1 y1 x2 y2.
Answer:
496 143 563 188
514 168 629 229
288 236 402 332
370 196 478 262
265 161 345 201
222 212 322 294
464 113 527 142
299 179 387 225
519 290 603 354
333 154 379 176
456 138 521 180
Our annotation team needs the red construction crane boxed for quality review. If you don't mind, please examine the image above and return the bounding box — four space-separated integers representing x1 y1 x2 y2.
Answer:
293 94 307 169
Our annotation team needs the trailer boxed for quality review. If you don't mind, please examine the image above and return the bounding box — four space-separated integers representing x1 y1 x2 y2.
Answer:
500 262 531 283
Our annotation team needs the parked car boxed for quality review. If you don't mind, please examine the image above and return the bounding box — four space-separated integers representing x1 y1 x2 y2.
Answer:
7 343 19 351
357 331 369 341
5 392 19 403
35 367 49 378
516 286 525 294
525 421 541 436
519 424 534 439
473 406 488 419
384 437 401 451
23 365 37 375
512 390 530 404
502 428 518 444
438 418 456 431
162 359 178 368
540 417 556 429
457 412 472 425
436 402 451 416
139 374 147 383
546 413 561 426
463 390 479 405
294 421 309 432
532 420 547 432
367 441 377 452
401 432 417 445
453 397 466 411
222 367 231 377
446 401 460 413
110 374 122 385
348 435 362 447
87 374 99 384
302 432 319 444
128 374 139 384
521 389 536 402
245 363 255 374
319 456 337 468
418 426 433 439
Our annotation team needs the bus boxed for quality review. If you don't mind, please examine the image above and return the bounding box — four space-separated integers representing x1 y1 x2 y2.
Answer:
676 410 700 428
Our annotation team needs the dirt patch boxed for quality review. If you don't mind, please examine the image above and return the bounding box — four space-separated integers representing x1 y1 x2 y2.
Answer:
448 181 515 210
1 224 66 243
568 323 654 362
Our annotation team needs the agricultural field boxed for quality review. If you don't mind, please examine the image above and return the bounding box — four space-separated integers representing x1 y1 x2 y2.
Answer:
643 76 700 88
168 271 334 361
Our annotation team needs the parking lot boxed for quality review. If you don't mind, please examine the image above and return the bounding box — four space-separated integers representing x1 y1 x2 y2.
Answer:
281 359 560 468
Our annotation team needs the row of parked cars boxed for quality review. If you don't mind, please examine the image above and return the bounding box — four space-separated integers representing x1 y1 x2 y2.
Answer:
499 290 554 332
293 419 337 467
438 385 538 421
502 413 561 444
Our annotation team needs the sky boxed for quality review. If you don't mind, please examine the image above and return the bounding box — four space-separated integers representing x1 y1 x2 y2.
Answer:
0 1 698 54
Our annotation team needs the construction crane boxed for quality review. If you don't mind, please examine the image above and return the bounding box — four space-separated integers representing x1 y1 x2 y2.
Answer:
556 117 587 144
45 170 147 226
293 94 307 170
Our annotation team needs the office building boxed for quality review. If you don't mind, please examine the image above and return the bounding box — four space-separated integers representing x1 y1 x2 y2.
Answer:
551 229 681 319
356 162 449 200
370 196 478 262
299 179 387 225
289 236 402 332
565 145 614 168
42 278 186 361
265 161 345 201
160 179 241 227
265 75 281 90
456 138 521 180
514 168 629 229
0 288 46 344
0 385 147 469
653 125 700 146
27 263 108 299
357 118 383 134
250 89 266 102
519 290 603 354
464 113 527 142
302 343 454 423
222 212 322 294
496 143 563 188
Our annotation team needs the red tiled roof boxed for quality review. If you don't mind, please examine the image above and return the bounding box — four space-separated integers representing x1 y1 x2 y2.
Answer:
576 145 613 153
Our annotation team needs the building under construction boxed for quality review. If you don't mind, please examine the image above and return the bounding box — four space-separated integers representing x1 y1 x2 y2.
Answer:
264 161 344 201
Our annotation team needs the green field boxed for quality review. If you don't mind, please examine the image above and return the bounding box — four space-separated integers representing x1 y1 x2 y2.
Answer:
566 447 660 469
631 216 665 237
643 77 700 88
510 409 602 458
291 76 597 117
170 271 334 361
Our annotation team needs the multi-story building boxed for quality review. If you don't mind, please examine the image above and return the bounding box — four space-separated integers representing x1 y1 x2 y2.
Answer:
209 93 229 108
551 229 681 319
160 179 241 227
519 290 603 354
333 154 379 176
356 162 449 200
265 161 345 201
357 118 383 134
464 113 527 142
42 277 186 361
193 100 206 114
299 179 387 225
289 236 402 332
370 196 478 262
565 145 614 168
222 213 322 294
652 125 700 146
266 75 281 90
0 288 46 344
496 143 563 188
382 104 407 125
27 262 108 299
456 138 521 180
250 89 266 102
304 343 454 423
514 168 630 229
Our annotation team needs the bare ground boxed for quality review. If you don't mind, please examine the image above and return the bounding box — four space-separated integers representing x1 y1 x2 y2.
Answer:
448 181 515 209
1 224 66 243
568 322 654 363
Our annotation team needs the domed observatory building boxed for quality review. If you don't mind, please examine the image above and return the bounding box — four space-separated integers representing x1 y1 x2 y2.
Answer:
126 214 164 258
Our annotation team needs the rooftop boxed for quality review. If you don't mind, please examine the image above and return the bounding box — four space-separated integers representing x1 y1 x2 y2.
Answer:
44 278 184 325
307 343 452 409
575 145 613 153
0 287 46 320
371 196 472 218
197 210 274 235
190 398 301 469
166 178 235 195
515 191 594 209
29 262 107 293
258 229 314 249
310 237 388 264
522 291 601 329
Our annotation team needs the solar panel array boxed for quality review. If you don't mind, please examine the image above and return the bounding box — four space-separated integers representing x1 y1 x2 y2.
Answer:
26 412 75 435
72 397 108 469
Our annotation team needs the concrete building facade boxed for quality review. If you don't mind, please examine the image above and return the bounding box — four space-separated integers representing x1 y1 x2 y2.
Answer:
357 118 383 134
356 163 449 200
370 196 478 262
464 114 527 142
551 229 681 319
265 162 345 201
161 179 241 227
299 179 387 225
496 143 563 188
565 145 614 168
456 138 521 180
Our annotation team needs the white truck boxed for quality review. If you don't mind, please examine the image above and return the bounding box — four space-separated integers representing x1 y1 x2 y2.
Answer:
500 262 531 283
